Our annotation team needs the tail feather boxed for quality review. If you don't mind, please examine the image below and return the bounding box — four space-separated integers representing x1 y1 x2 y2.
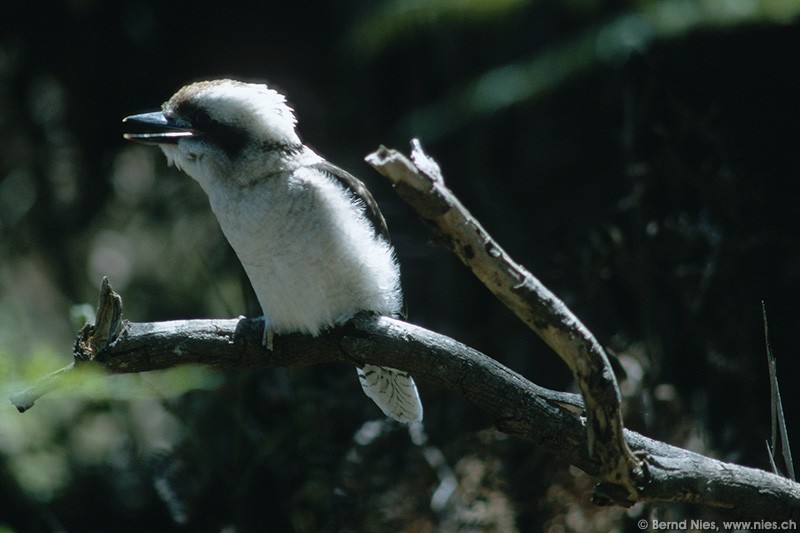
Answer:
357 364 423 423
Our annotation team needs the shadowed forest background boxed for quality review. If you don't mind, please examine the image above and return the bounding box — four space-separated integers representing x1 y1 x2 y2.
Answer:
2 1 800 531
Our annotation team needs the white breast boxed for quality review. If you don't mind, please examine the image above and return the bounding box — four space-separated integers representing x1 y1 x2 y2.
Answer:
205 165 402 335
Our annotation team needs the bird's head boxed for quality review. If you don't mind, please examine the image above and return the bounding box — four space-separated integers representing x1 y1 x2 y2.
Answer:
123 79 304 190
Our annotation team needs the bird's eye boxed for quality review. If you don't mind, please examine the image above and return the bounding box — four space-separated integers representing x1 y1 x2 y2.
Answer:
192 109 212 129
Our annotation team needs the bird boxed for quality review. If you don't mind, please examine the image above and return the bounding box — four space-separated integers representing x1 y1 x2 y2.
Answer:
122 79 423 423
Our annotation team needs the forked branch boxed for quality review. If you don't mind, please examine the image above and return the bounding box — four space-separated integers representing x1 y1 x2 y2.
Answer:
10 143 800 520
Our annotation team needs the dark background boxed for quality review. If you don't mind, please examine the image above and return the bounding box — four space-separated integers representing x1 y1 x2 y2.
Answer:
1 1 799 531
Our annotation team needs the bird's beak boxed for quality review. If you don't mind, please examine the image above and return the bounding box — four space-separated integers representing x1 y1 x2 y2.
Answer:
122 111 198 145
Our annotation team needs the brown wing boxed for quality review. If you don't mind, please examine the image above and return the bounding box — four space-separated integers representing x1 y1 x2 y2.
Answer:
310 159 406 318
309 160 391 243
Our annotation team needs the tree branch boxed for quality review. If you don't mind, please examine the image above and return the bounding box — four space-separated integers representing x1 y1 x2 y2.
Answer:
366 141 640 500
10 143 800 520
11 294 800 520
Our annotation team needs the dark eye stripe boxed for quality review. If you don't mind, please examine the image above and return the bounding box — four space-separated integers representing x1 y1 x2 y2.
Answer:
173 102 249 159
193 109 212 129
204 120 249 159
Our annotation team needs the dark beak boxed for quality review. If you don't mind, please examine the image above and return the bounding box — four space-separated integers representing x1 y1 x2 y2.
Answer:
122 111 197 144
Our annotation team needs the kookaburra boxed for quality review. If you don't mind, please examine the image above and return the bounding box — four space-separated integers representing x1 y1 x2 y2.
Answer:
122 79 422 423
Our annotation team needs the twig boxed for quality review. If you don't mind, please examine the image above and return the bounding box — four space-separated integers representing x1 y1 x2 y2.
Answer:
9 277 124 413
9 362 77 413
366 140 640 501
763 301 795 481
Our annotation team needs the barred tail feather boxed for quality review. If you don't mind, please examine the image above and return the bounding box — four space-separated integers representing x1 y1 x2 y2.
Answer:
357 364 423 423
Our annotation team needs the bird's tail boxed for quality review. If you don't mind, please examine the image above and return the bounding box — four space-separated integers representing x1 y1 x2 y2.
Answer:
357 364 423 423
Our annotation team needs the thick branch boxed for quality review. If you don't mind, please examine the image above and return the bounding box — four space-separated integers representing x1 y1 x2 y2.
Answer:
366 141 640 498
12 313 800 519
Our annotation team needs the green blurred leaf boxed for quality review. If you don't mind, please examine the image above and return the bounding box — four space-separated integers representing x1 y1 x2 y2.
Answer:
397 0 800 139
348 0 530 59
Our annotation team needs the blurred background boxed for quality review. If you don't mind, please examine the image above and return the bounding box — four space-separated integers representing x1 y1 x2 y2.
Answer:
2 1 800 531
